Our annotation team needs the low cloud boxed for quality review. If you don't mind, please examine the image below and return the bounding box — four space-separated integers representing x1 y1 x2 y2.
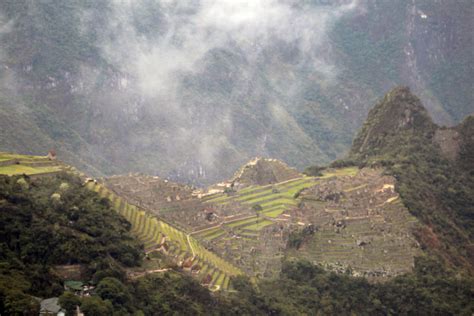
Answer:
97 0 360 180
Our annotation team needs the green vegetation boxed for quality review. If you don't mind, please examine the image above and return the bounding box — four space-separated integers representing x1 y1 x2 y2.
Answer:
0 164 62 176
261 207 286 218
0 152 64 176
244 220 274 231
237 258 474 315
204 176 318 236
203 229 226 241
343 87 474 270
303 165 325 176
87 181 243 290
225 217 259 228
0 173 142 314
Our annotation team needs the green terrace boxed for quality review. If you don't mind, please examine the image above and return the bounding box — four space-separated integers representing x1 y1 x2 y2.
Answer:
85 181 243 290
204 167 358 206
0 152 64 176
198 168 360 242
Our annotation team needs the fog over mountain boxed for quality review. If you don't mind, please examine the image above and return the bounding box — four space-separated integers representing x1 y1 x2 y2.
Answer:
97 0 359 180
0 0 472 184
0 3 473 313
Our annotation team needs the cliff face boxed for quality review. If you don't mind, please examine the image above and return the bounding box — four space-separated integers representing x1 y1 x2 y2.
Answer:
457 116 474 173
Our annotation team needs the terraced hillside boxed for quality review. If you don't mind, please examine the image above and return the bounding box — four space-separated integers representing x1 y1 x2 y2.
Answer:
85 180 242 291
103 165 420 280
0 152 242 291
286 168 421 279
0 152 64 176
197 167 360 278
104 175 206 231
0 151 423 285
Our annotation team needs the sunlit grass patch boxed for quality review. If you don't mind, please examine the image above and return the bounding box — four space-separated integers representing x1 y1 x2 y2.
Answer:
196 226 222 237
0 164 62 175
244 220 274 231
235 188 274 202
225 216 259 228
275 177 311 189
203 229 226 241
282 181 319 197
320 167 359 178
261 198 296 208
262 207 286 218
0 152 46 160
241 193 283 205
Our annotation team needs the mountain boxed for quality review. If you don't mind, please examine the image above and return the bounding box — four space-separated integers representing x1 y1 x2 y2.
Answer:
93 89 472 280
0 1 472 185
345 86 473 270
1 87 473 314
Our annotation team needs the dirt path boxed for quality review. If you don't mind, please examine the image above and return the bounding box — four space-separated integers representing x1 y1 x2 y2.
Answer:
128 268 171 280
187 234 196 257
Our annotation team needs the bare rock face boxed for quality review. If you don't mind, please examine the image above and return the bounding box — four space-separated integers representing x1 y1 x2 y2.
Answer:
432 115 474 164
457 115 474 172
433 128 461 161
231 157 302 187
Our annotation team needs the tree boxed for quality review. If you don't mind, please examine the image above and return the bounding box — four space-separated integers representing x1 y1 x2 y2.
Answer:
96 277 131 307
59 291 80 316
80 297 113 316
252 204 263 222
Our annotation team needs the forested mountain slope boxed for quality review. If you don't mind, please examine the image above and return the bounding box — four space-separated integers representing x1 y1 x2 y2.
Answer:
0 0 472 185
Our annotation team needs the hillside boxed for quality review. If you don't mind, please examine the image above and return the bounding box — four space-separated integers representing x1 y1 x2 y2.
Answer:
0 158 250 315
1 90 474 314
343 87 473 270
0 1 472 185
0 171 142 314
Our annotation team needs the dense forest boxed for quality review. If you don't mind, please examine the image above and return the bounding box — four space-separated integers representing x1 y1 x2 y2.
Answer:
0 173 142 314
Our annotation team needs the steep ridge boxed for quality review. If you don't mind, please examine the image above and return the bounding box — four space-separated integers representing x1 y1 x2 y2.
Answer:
349 86 436 160
343 87 474 271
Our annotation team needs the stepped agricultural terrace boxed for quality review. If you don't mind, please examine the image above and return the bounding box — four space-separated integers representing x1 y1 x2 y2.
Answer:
0 152 64 176
85 180 243 291
287 168 421 278
0 152 243 291
102 161 421 280
0 152 424 288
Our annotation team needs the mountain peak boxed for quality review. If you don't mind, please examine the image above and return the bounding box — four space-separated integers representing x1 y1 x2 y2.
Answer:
349 86 436 160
